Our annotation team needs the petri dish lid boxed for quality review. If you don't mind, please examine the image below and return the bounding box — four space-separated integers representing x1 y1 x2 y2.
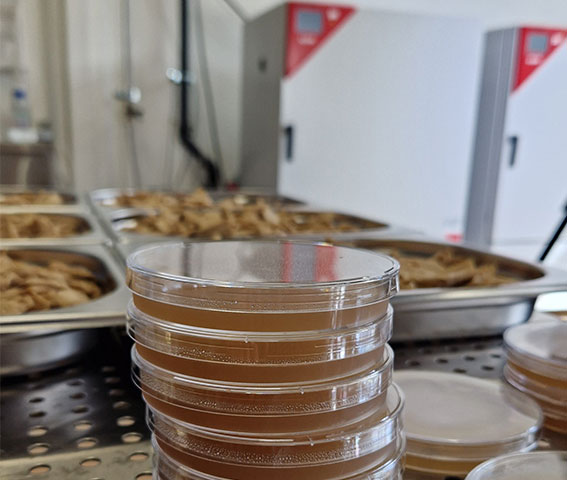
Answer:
126 241 399 313
395 371 542 460
131 344 393 415
465 451 567 480
504 320 567 380
147 382 404 463
152 433 405 480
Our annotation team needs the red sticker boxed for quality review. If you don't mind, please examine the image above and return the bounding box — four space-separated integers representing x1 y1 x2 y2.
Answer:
513 27 567 92
285 2 355 77
315 245 337 282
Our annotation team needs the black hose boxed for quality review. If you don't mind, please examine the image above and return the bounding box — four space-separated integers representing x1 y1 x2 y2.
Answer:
179 0 219 188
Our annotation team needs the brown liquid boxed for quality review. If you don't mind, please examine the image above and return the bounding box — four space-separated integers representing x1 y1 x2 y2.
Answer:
544 414 567 433
507 360 567 391
144 387 389 434
136 342 385 383
133 295 389 332
405 453 481 476
155 436 398 480
506 361 567 433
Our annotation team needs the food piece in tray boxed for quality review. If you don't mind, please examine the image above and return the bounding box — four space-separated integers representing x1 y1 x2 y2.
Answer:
109 188 215 209
0 190 65 205
126 201 366 240
106 188 298 211
378 247 516 289
0 252 103 315
0 213 88 239
333 242 518 290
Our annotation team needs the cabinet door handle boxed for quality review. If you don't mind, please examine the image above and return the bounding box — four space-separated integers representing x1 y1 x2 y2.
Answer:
508 135 519 167
284 126 294 162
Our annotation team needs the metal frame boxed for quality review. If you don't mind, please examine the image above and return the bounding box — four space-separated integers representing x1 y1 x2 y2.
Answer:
465 29 517 247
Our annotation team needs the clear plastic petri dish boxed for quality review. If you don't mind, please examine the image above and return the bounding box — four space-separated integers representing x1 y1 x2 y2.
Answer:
127 301 393 383
504 320 567 382
126 241 399 332
147 383 404 480
465 451 567 480
151 432 405 480
395 370 542 476
132 344 394 434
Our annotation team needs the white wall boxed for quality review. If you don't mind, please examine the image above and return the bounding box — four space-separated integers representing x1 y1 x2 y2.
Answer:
12 0 567 192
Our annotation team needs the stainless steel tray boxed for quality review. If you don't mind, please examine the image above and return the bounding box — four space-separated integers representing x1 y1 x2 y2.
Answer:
89 187 305 211
0 208 108 246
105 206 407 246
88 188 309 242
331 237 567 341
0 244 129 333
0 329 99 376
0 185 82 213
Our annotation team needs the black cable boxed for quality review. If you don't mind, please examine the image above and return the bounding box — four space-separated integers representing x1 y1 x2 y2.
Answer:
539 202 567 262
179 0 219 188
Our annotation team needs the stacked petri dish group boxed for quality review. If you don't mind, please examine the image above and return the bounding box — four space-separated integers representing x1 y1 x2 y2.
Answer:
503 320 567 433
465 451 567 480
126 241 404 479
396 371 543 479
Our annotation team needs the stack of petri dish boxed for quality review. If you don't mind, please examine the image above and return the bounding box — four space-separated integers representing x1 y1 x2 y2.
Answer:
465 451 567 480
395 371 543 479
503 320 567 433
126 241 404 479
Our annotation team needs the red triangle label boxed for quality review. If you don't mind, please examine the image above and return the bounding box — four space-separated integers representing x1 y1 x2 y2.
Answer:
513 27 567 92
285 2 355 77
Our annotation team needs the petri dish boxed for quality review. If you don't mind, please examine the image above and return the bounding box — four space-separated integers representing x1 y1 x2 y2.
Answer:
503 362 567 411
132 344 394 434
503 321 567 433
504 363 567 433
126 241 399 332
504 320 567 381
148 383 404 480
127 301 393 383
465 451 567 480
395 370 542 475
152 433 405 480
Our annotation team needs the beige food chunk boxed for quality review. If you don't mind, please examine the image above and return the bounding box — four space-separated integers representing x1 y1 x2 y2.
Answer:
50 288 90 307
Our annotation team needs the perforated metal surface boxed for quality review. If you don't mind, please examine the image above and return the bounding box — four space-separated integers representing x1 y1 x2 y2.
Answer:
393 335 507 378
0 328 152 480
1 330 565 480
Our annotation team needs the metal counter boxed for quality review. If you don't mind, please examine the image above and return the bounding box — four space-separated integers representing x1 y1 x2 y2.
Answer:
1 321 565 480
